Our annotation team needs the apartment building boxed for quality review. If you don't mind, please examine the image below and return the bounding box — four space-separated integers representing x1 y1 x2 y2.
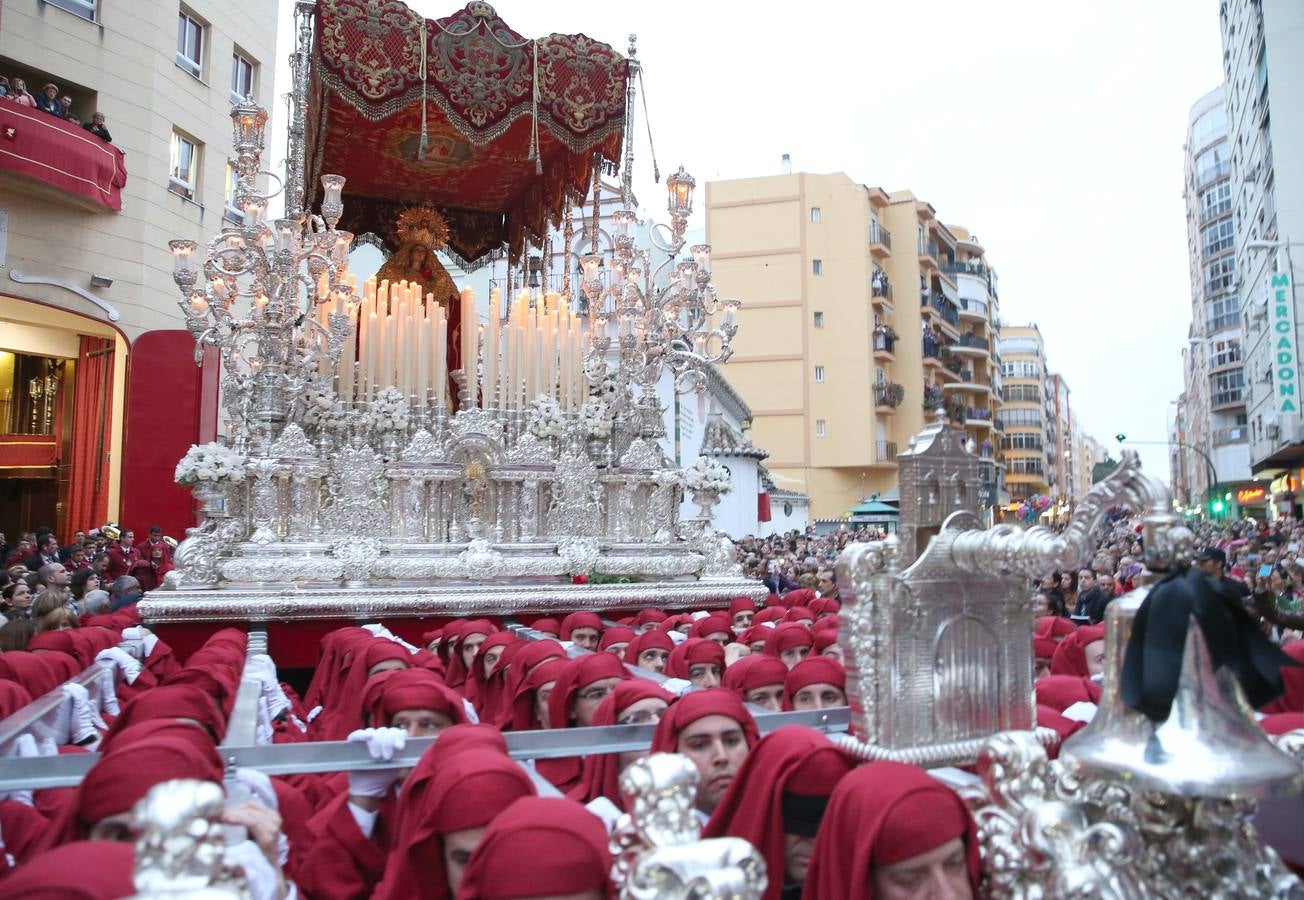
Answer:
1047 372 1075 509
1221 0 1304 516
1170 85 1258 516
0 0 279 537
996 325 1052 504
705 170 1004 519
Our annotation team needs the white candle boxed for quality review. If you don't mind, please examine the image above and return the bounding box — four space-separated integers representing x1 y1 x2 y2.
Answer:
486 289 500 410
435 306 447 410
341 306 357 403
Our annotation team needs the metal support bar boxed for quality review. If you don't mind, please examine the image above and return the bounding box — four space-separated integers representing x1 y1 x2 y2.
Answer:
0 708 850 791
221 626 269 750
0 664 107 758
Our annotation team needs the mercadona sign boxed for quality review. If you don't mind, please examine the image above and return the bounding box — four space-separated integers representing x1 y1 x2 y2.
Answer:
1271 271 1298 414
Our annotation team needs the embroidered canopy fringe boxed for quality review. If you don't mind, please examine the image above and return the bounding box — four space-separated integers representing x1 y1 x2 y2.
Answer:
306 0 628 264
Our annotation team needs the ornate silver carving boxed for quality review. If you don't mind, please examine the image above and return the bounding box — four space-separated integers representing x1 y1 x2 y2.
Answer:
268 423 316 459
129 778 244 898
612 753 767 900
960 732 1147 899
699 531 743 579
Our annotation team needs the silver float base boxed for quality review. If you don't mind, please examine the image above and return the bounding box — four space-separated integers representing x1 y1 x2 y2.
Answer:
139 577 765 624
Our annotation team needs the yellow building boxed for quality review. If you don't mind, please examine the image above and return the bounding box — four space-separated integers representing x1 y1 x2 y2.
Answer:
0 0 278 536
996 324 1053 504
706 172 1003 519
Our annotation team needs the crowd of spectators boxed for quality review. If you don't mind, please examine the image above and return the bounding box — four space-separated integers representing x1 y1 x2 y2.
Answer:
0 76 111 142
0 525 172 642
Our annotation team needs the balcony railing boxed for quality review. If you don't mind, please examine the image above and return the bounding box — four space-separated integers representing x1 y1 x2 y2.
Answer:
942 260 987 278
966 407 992 420
870 222 892 249
918 238 939 260
959 296 988 317
0 103 127 212
1210 389 1243 408
1211 426 1248 446
875 440 898 462
958 333 988 351
872 277 892 301
922 335 942 360
925 291 959 326
873 332 896 355
874 382 904 409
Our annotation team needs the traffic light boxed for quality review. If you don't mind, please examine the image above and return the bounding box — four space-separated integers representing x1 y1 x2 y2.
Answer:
1211 498 1225 516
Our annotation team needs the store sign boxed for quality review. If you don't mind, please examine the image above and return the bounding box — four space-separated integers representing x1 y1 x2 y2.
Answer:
1237 487 1267 505
1270 271 1298 414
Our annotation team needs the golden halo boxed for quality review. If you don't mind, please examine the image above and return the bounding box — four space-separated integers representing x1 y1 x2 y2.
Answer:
395 206 451 251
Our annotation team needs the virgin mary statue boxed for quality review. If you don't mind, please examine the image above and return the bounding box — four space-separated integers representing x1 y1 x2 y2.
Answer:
374 205 464 407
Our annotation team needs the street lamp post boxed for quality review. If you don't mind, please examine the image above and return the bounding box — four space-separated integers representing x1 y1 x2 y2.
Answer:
1116 434 1221 516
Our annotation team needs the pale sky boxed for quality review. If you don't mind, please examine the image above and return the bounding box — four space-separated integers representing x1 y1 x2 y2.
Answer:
274 0 1225 482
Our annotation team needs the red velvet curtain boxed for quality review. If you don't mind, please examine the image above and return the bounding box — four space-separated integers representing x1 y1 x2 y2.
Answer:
66 336 115 539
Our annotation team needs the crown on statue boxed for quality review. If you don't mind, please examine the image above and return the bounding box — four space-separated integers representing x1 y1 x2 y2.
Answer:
395 205 451 251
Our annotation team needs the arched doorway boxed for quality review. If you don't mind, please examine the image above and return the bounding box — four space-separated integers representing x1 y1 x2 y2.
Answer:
0 295 128 543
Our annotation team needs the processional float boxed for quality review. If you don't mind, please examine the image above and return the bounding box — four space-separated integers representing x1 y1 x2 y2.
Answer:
126 0 1304 895
145 0 758 626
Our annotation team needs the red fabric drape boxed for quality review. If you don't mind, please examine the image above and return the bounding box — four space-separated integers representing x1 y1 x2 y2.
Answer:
757 492 772 523
0 104 128 211
66 336 115 538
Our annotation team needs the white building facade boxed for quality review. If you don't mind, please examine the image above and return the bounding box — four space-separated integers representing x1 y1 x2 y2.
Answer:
1225 0 1304 516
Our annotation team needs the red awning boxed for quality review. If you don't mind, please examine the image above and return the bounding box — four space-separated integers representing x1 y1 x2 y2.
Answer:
0 104 126 212
306 0 627 264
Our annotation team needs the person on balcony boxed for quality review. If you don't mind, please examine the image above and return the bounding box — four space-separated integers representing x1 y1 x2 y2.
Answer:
82 111 111 142
8 78 36 106
0 76 9 97
35 83 62 117
59 95 78 124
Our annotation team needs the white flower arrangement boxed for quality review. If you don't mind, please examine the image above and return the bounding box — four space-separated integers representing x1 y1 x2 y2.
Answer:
300 386 336 428
580 397 614 439
175 442 246 485
370 386 410 434
682 456 733 495
527 394 566 440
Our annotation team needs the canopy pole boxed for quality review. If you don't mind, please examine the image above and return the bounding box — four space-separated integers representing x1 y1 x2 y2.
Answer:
285 0 317 220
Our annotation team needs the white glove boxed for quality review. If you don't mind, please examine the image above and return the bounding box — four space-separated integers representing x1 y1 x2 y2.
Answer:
118 625 158 660
461 698 479 725
224 839 282 900
305 705 323 723
288 714 308 733
97 666 121 716
1 735 41 805
1062 701 1099 724
62 682 102 747
234 768 279 811
361 623 394 640
585 797 622 833
345 727 406 798
667 630 687 645
661 678 694 696
95 647 142 685
690 610 711 621
255 696 275 746
247 654 291 720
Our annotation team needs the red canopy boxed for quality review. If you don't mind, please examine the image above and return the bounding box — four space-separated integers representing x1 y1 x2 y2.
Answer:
306 0 628 264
